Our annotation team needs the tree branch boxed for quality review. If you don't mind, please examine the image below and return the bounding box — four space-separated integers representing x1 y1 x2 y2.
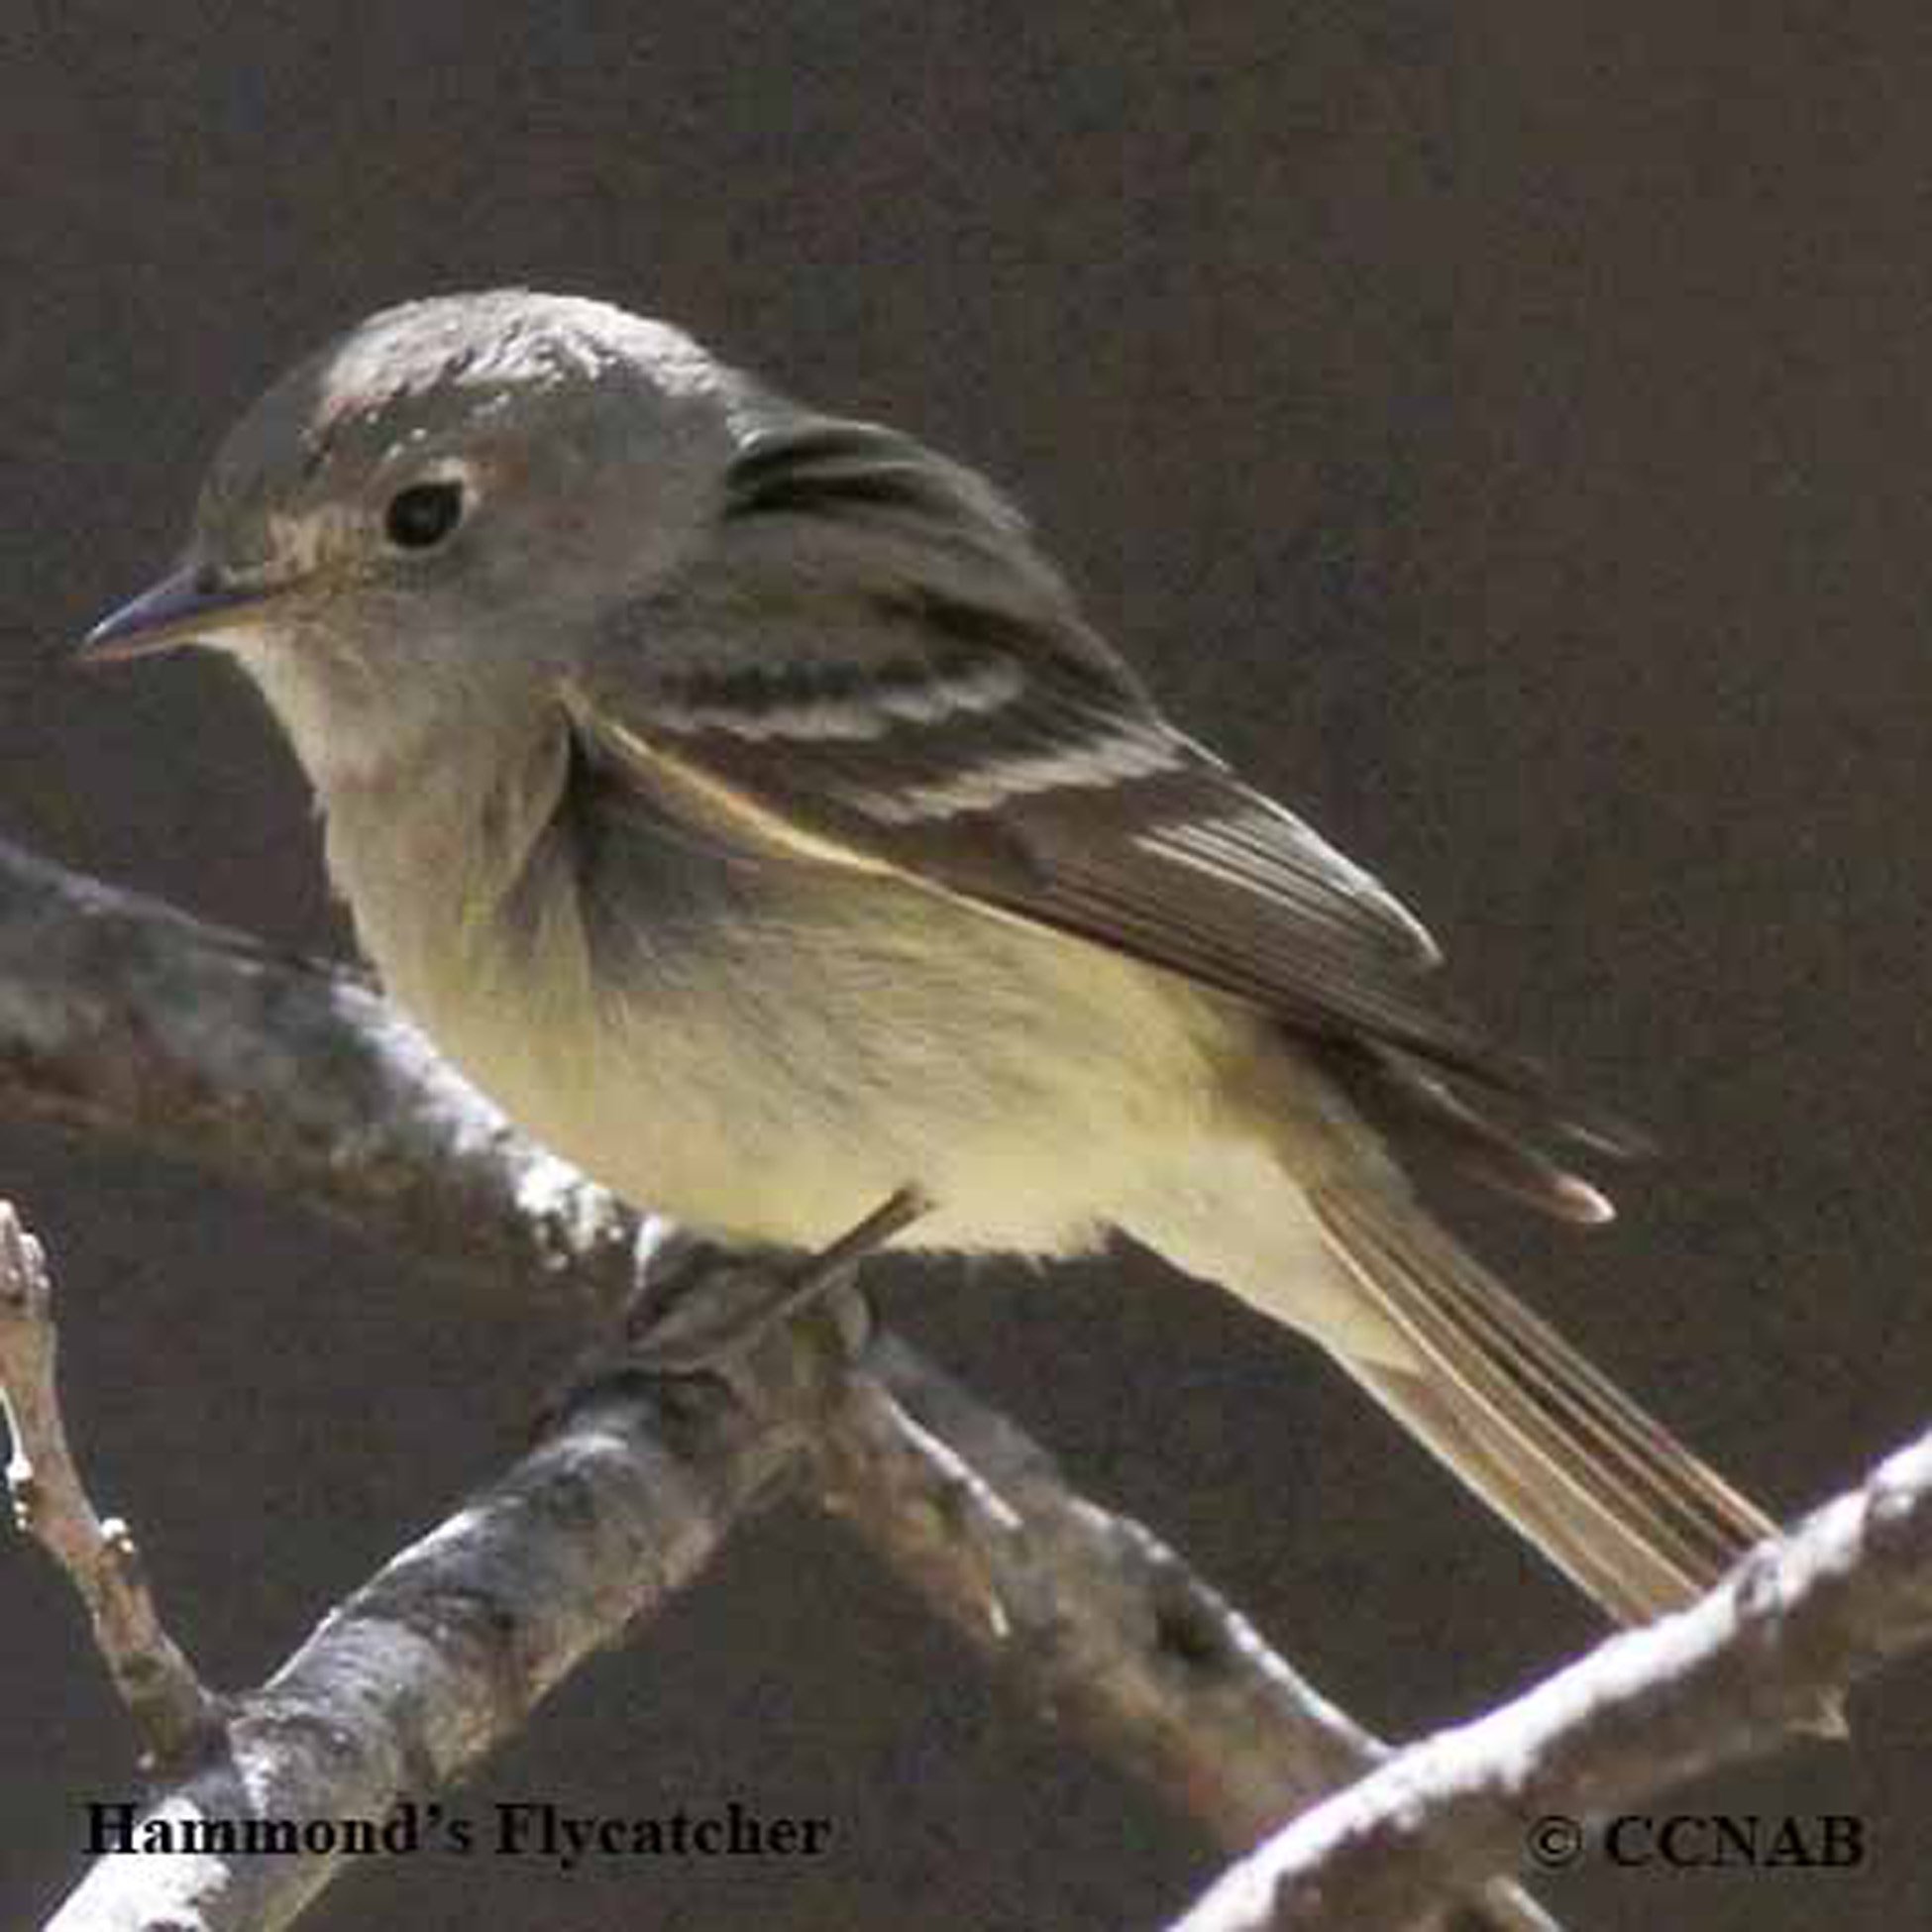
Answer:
0 838 641 1314
821 1337 1393 1846
3 834 1554 1930
0 1202 221 1768
50 1335 825 1931
1173 1427 1932 1931
815 1345 1558 1932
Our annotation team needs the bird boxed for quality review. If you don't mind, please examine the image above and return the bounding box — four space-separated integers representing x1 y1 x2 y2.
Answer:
83 288 1776 1625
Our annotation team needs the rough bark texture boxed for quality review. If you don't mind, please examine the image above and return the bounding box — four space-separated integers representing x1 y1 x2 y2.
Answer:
1177 1435 1932 1929
51 1363 815 1930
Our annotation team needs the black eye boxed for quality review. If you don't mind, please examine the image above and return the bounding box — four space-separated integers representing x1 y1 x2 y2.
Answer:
384 480 466 551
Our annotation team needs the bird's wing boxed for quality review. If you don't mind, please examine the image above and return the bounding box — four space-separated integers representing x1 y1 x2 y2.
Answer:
567 408 1591 1127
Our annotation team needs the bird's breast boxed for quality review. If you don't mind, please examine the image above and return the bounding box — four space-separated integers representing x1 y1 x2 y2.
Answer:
321 738 1243 1256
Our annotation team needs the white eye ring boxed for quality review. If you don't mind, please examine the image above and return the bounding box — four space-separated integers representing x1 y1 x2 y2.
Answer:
384 479 466 550
380 458 479 553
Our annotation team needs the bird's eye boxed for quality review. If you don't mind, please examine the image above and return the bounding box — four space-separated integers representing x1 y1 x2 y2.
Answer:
383 480 466 551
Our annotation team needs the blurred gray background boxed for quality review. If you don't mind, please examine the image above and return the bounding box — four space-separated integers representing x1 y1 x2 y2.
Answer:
3 6 1927 1928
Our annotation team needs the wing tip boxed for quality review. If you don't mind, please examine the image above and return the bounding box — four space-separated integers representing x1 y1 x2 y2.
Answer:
1554 1175 1617 1226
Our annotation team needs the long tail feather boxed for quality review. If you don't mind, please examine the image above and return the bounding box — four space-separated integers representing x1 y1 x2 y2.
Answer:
1310 1180 1777 1625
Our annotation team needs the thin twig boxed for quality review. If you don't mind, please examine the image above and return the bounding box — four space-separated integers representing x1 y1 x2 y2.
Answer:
0 1201 221 1769
1172 1427 1932 1931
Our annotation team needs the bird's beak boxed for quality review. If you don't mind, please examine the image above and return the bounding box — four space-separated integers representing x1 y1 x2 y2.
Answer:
77 565 277 666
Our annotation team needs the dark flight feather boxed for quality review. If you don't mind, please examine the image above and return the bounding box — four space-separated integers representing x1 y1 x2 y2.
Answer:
580 404 1633 1162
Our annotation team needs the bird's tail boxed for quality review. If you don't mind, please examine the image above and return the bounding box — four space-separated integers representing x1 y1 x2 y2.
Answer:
1307 1178 1776 1625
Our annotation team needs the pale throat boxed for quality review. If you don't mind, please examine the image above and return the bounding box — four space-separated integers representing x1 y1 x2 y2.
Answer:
248 640 454 795
248 639 570 959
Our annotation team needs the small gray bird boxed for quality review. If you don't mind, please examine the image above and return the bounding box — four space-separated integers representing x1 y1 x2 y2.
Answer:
84 289 1774 1623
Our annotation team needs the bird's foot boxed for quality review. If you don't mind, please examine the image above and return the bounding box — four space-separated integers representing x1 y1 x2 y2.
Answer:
538 1187 930 1430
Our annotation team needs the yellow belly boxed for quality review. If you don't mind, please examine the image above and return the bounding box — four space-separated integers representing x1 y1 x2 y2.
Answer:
370 848 1241 1257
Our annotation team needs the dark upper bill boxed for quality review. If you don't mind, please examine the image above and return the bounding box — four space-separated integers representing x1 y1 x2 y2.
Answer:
78 566 271 664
